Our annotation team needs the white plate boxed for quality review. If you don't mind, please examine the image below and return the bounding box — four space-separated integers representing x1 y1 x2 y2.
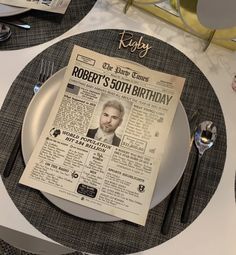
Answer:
22 68 190 222
0 4 29 17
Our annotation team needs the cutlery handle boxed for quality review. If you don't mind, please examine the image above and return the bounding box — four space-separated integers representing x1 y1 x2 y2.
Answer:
181 153 202 223
161 109 200 234
161 177 183 235
3 130 21 178
0 20 30 30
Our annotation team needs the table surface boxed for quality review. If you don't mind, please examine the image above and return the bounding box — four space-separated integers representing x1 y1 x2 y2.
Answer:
0 0 236 254
0 0 97 51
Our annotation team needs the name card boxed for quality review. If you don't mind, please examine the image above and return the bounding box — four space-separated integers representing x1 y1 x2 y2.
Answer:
118 30 152 58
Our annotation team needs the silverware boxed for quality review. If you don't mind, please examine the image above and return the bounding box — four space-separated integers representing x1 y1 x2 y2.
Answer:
0 19 30 30
3 59 54 178
161 109 200 235
34 59 54 94
181 120 217 223
0 23 11 42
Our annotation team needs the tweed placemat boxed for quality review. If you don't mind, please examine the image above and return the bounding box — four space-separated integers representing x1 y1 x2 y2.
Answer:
0 238 84 255
0 29 226 255
0 0 96 50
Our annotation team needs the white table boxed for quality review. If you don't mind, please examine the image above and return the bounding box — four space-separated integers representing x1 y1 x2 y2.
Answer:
0 1 236 254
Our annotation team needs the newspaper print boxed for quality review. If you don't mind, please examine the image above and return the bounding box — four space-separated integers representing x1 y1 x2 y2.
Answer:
0 0 71 14
20 45 185 225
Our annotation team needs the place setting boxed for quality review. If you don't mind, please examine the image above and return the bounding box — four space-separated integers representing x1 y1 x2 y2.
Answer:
0 0 97 50
0 29 227 254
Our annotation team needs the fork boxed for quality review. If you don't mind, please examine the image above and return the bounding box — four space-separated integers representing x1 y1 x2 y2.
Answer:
34 59 54 94
3 59 54 178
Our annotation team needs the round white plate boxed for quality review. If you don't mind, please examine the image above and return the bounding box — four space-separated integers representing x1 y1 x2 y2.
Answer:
0 4 29 17
22 67 190 222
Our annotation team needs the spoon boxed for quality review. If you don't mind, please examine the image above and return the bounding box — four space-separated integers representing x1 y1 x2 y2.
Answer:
0 23 11 42
181 120 217 223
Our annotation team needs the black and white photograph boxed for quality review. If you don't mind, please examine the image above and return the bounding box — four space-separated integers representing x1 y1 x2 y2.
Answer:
87 93 132 147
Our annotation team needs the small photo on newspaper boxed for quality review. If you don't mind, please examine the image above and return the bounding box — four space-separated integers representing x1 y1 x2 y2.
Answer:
0 0 71 14
86 93 132 147
19 45 185 226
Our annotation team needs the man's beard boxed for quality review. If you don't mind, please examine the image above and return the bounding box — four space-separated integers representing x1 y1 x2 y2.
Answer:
100 123 114 133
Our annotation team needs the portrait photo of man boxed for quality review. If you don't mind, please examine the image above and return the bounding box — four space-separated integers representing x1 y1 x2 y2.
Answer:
87 99 125 147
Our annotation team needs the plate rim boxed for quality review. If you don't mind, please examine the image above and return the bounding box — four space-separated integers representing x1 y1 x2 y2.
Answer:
0 4 30 17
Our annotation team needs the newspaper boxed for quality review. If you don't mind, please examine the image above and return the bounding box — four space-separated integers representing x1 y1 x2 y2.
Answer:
0 0 71 14
19 45 185 226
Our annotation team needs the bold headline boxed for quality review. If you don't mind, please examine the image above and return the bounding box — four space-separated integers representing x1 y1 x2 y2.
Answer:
63 131 112 153
72 66 173 105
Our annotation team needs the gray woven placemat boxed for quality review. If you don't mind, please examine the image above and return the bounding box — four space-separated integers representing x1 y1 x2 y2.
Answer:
0 0 96 50
0 239 33 255
0 29 226 255
0 238 85 255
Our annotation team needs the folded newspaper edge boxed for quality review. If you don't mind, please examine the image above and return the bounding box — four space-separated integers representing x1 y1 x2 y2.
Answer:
0 0 71 14
19 45 185 226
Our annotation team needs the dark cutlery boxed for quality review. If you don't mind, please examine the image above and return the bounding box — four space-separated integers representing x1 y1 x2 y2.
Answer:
2 59 54 178
3 131 21 178
181 120 217 223
161 109 200 234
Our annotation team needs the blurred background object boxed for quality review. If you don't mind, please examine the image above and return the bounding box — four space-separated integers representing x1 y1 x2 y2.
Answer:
123 0 236 50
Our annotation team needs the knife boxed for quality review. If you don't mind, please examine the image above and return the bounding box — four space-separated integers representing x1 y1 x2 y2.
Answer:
161 109 200 235
3 130 21 178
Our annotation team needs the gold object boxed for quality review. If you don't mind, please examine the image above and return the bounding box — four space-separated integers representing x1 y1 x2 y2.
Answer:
124 0 236 50
202 29 215 52
124 0 133 13
214 27 236 40
133 0 164 3
132 0 166 4
124 0 165 13
177 0 236 40
178 0 212 38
